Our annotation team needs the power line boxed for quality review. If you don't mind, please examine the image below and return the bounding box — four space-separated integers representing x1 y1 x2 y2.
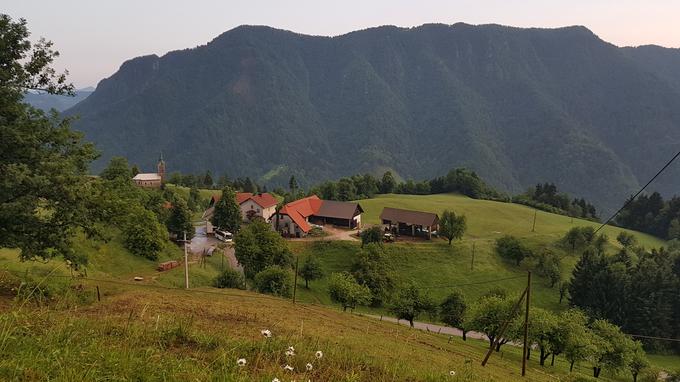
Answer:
628 334 680 343
595 148 680 235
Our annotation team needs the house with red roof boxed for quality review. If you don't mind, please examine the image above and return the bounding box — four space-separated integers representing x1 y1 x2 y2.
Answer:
203 192 279 233
274 195 363 237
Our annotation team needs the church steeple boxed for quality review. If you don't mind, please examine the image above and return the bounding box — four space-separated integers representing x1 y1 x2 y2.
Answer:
157 152 166 182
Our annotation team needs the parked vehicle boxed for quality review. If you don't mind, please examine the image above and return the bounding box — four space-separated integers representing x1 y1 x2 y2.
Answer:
215 229 233 242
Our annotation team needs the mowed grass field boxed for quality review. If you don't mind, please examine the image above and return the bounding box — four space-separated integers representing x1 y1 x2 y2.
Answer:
291 194 667 312
0 282 641 381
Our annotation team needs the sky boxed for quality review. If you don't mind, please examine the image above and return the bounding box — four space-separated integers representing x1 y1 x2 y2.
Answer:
5 0 680 88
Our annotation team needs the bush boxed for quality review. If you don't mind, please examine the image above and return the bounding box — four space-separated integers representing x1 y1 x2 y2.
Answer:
494 235 531 266
214 268 245 289
360 226 383 247
253 266 293 297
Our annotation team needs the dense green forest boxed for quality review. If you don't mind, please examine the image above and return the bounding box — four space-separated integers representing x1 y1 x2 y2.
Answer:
615 192 680 239
67 23 680 215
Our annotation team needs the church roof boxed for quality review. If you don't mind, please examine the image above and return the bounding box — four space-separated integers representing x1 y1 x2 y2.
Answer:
133 173 161 181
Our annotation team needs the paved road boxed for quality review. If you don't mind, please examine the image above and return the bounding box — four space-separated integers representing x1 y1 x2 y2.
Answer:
190 225 242 272
364 314 490 341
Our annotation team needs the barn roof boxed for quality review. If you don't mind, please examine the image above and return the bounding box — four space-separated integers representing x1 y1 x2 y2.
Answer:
316 200 363 220
211 192 278 208
379 207 439 227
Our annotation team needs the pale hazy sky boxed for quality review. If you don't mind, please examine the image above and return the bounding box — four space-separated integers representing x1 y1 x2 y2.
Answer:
5 0 680 88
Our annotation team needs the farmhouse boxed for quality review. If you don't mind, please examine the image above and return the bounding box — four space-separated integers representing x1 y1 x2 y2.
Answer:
379 207 439 239
203 192 279 231
132 154 166 188
274 195 363 237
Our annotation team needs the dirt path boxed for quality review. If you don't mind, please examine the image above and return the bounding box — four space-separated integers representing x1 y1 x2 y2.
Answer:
288 225 360 242
190 225 242 272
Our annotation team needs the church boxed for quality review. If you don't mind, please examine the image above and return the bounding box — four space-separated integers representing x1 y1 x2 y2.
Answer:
132 154 166 188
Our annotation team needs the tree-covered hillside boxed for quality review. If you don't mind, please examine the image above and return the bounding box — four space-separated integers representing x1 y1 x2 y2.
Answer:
67 23 680 214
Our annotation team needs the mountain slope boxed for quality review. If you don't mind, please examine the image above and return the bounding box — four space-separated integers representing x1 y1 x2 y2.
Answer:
24 87 94 112
67 24 680 213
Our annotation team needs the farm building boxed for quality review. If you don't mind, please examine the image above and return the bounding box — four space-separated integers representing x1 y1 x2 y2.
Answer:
202 192 279 233
379 207 439 239
274 195 363 237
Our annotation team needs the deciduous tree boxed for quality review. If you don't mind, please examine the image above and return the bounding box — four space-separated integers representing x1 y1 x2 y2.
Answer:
439 209 467 245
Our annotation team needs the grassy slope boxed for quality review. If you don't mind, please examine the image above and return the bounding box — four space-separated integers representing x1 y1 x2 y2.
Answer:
293 194 666 312
0 284 633 381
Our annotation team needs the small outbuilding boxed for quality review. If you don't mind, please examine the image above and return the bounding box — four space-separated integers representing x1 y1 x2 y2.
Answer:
379 207 439 239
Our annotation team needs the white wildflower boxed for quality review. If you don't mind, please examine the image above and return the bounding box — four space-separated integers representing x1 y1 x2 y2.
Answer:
306 363 313 371
285 346 296 356
315 350 323 359
236 358 246 367
261 329 272 338
272 379 280 382
283 364 294 372
449 370 456 376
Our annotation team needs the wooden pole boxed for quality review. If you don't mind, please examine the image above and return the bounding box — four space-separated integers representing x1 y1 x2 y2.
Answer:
471 242 476 271
522 271 531 376
96 285 101 302
293 256 299 304
184 231 189 289
531 210 537 232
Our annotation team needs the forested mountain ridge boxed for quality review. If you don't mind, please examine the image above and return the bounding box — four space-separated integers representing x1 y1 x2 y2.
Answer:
67 23 680 214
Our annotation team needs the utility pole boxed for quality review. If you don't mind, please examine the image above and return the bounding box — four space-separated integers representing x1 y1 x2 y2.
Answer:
183 231 189 289
471 242 476 271
522 271 532 377
531 210 537 232
292 256 299 304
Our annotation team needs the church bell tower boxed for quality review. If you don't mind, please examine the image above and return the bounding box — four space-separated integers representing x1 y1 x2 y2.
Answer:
157 152 166 182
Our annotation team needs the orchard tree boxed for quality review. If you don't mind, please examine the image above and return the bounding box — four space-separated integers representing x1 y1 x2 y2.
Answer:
526 307 558 365
212 185 241 233
234 218 292 279
439 209 467 245
440 289 468 340
495 235 531 265
589 319 636 378
351 243 395 306
328 272 372 311
0 14 100 262
465 294 521 351
254 266 293 297
390 284 436 327
629 341 649 382
299 255 324 288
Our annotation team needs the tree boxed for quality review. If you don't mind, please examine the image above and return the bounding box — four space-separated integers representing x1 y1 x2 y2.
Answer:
380 171 396 194
211 185 241 233
495 235 531 265
1 14 99 262
328 272 372 311
299 255 324 288
214 268 245 289
130 164 140 177
254 266 293 297
390 284 436 327
123 208 167 260
589 319 636 378
234 218 292 279
526 308 558 365
439 209 467 245
188 186 201 212
337 177 357 201
465 294 521 351
629 341 649 382
166 197 194 240
616 231 637 249
100 156 132 181
440 289 468 340
562 309 596 372
351 243 395 306
288 175 297 195
558 280 569 304
360 225 383 247
203 170 213 188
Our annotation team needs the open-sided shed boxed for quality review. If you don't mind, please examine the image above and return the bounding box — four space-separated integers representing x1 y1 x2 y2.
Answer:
379 207 439 239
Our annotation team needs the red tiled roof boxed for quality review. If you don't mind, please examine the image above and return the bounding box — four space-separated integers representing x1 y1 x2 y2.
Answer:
236 192 253 205
279 195 323 233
